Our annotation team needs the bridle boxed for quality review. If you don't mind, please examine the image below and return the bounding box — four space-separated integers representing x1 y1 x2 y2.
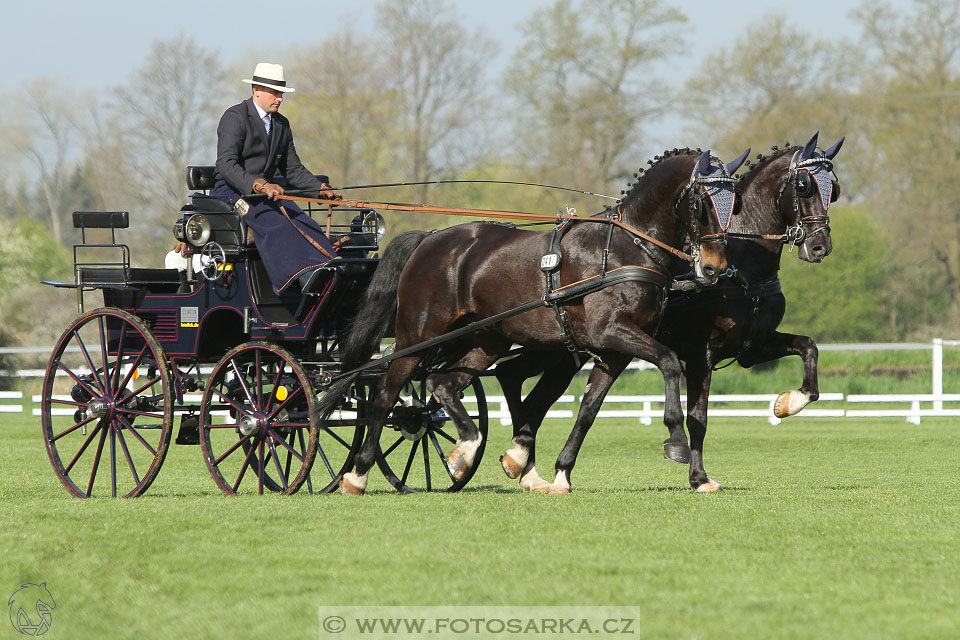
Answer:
776 153 838 246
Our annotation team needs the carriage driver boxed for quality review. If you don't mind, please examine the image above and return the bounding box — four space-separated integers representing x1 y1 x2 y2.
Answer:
180 62 342 293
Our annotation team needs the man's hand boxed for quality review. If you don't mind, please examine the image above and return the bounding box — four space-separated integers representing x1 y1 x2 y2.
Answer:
319 183 342 201
253 178 285 200
171 241 187 255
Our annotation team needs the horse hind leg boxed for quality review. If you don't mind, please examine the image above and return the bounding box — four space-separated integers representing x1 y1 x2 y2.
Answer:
342 355 422 495
426 348 502 481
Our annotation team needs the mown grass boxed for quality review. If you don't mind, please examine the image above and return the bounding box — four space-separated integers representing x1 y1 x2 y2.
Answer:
2 411 958 639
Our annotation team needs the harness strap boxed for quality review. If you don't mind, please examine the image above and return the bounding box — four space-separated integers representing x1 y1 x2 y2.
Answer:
332 265 670 381
278 205 336 260
281 194 696 263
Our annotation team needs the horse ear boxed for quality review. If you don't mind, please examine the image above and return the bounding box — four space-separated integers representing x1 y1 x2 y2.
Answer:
694 149 712 176
724 148 750 175
823 136 845 159
801 132 819 160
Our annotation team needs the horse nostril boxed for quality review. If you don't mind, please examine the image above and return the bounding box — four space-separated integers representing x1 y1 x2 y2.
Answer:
701 265 717 278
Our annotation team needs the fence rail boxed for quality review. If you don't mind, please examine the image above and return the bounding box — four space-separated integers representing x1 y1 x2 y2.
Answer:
4 340 960 424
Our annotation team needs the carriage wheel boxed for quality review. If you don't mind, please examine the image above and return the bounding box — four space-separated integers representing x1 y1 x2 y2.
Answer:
41 308 173 498
376 376 488 493
199 342 319 495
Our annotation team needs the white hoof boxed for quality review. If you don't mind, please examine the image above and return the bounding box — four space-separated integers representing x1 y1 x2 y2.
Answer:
519 466 551 492
340 472 367 495
695 480 723 493
501 441 529 479
548 469 571 494
447 435 483 481
774 390 812 418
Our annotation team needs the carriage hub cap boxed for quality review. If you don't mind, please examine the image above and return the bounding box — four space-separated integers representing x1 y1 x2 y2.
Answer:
238 413 266 437
87 398 110 418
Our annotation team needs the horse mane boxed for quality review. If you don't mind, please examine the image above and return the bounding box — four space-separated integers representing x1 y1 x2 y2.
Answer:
619 147 703 200
738 143 797 185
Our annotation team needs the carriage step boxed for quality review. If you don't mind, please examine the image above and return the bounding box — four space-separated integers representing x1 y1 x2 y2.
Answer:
175 415 200 445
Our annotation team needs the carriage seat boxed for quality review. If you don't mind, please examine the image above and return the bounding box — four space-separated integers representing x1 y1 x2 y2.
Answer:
77 267 183 294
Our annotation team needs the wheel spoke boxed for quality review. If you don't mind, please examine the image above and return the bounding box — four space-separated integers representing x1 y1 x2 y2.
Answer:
116 406 165 420
116 372 162 405
429 431 457 482
264 360 285 414
86 423 109 496
232 442 257 492
268 430 305 461
97 316 111 391
433 427 457 444
298 429 314 494
54 359 101 400
382 436 405 458
229 359 257 408
110 424 118 497
321 424 352 449
112 324 127 391
211 386 252 416
268 438 288 492
72 332 106 395
266 386 304 421
215 436 249 466
53 415 97 442
257 440 266 495
63 422 104 474
114 424 142 487
116 415 158 456
316 441 337 480
422 435 432 491
400 438 419 486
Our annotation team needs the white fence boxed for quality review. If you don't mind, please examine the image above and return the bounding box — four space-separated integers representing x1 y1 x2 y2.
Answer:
4 340 960 424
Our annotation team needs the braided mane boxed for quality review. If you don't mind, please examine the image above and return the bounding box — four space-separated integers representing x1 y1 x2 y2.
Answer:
620 147 704 200
739 143 797 180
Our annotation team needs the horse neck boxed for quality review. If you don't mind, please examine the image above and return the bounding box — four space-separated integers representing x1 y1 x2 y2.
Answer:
618 156 695 249
729 153 794 282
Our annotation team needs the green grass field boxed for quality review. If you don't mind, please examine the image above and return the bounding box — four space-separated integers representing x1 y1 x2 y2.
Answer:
2 412 958 639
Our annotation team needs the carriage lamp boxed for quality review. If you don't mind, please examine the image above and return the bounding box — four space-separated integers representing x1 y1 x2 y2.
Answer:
185 214 212 246
362 211 387 243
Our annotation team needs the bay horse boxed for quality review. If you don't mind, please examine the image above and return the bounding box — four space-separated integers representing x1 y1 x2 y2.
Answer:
316 149 747 495
495 132 844 492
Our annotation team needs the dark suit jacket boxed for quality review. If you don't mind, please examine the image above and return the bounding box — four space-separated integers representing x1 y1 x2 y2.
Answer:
215 97 324 195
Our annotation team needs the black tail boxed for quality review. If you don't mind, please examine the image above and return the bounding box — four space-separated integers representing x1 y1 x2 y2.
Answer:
313 230 429 421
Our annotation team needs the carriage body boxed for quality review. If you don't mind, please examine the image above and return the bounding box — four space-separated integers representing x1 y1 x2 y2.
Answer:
39 167 486 498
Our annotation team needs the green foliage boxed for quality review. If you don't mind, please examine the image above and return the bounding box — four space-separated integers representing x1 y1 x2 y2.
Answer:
777 204 895 341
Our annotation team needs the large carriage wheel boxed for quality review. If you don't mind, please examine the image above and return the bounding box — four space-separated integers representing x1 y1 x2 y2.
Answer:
375 376 488 493
41 308 173 498
199 342 320 495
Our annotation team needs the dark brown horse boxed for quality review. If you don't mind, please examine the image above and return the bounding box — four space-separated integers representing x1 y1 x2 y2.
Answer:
316 149 747 494
495 132 844 492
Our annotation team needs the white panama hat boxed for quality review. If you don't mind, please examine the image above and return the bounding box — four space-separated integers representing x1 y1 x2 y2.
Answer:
242 62 295 93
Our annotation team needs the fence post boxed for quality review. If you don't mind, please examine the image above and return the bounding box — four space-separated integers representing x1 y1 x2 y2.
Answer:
932 338 943 411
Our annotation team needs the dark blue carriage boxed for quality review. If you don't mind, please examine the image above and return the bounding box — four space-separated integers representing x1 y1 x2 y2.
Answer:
40 167 488 497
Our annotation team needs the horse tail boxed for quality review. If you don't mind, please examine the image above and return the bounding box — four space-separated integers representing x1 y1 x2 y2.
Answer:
313 230 429 422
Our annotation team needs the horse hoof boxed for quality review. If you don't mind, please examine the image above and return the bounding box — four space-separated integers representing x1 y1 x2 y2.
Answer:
695 480 723 493
663 441 691 464
548 486 571 495
340 472 366 496
447 448 468 481
500 453 523 480
774 390 812 418
520 467 551 492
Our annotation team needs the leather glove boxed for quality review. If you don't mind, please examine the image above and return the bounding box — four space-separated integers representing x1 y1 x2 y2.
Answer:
253 178 284 200
318 182 342 201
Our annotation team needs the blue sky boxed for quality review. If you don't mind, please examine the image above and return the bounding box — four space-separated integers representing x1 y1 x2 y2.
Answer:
6 0 873 150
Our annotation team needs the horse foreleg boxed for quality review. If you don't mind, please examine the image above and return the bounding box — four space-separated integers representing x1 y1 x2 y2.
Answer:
426 349 501 481
550 355 631 494
342 355 421 495
496 353 579 491
684 357 722 492
741 332 820 418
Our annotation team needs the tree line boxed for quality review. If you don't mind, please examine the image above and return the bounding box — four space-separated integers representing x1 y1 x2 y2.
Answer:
2 0 958 357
